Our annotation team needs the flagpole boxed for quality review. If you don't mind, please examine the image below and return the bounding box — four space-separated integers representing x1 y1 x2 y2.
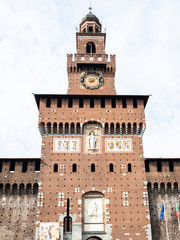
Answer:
177 198 180 231
164 200 170 240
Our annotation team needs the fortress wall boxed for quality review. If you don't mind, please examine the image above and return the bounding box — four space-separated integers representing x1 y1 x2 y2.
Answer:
0 194 37 240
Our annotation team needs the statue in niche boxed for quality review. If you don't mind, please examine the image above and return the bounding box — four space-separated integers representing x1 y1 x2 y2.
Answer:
89 131 97 149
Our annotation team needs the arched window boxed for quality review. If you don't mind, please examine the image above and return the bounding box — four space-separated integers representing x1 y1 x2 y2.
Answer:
127 123 131 134
19 183 25 195
64 216 72 233
26 183 32 195
83 28 86 33
122 123 126 134
76 123 80 134
47 122 51 134
71 123 75 134
88 26 93 32
59 122 63 134
53 122 57 134
174 182 178 194
12 183 18 195
167 182 172 194
65 122 69 134
0 184 3 195
91 164 95 172
72 163 77 172
128 163 132 172
160 182 165 195
116 123 120 134
54 163 58 172
109 163 114 172
105 123 108 134
5 184 10 195
110 123 114 134
86 42 96 53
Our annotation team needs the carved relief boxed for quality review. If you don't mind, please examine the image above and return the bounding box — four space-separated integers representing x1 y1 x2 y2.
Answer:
53 138 81 153
84 124 101 153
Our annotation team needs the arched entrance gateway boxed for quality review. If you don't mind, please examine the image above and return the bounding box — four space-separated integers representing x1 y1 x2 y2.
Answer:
87 237 102 240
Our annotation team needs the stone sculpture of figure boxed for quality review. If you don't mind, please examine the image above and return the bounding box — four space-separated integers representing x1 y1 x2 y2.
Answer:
89 131 97 149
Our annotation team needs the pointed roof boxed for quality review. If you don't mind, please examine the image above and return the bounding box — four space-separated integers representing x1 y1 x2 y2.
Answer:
81 8 100 25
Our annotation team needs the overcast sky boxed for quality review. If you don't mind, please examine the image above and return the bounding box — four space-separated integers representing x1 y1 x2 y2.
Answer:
0 0 180 158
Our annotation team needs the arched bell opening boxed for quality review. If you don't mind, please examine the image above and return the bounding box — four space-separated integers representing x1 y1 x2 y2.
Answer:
86 42 96 53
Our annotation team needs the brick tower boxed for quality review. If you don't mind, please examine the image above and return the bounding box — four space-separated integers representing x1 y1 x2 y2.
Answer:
34 9 152 240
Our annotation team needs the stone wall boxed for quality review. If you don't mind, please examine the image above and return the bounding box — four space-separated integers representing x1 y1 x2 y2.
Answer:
0 194 37 240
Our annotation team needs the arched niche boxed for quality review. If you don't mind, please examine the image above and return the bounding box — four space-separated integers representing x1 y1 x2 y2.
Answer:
82 191 105 232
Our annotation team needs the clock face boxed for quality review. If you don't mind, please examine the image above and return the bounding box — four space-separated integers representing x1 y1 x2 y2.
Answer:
80 72 103 90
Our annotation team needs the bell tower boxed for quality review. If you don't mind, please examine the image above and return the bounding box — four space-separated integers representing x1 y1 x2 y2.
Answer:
67 9 116 95
34 8 151 240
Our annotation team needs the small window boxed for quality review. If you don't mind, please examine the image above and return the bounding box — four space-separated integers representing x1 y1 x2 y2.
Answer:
9 160 15 172
54 163 58 172
109 163 114 172
157 161 162 172
112 98 116 108
0 161 2 172
91 164 95 172
83 28 86 33
128 163 132 172
86 42 96 53
101 98 105 108
133 99 137 108
122 99 126 108
72 163 77 172
169 161 174 172
90 98 94 108
79 98 84 108
46 98 51 108
22 161 28 172
57 98 62 108
68 98 73 108
145 160 150 172
88 26 93 32
35 159 40 172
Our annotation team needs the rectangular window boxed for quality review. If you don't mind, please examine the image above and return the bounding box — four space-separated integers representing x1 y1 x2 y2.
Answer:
57 98 62 108
169 161 174 172
35 159 40 172
111 98 116 108
79 98 84 108
9 160 15 172
90 98 94 108
157 161 162 172
46 98 51 108
68 98 73 108
133 99 137 108
0 161 2 172
22 161 28 173
145 160 150 172
101 98 105 108
122 99 127 108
